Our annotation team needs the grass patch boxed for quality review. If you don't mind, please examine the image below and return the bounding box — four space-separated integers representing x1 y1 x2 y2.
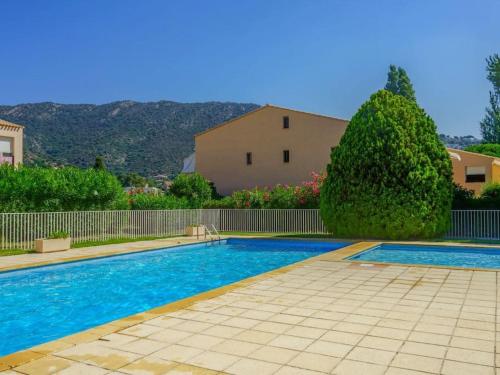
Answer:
0 249 34 257
71 235 183 249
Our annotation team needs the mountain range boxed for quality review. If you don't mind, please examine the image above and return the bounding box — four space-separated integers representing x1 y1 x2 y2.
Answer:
0 101 259 178
0 100 481 178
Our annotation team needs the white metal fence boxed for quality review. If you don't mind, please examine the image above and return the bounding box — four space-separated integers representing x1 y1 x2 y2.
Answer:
1 209 500 251
447 210 500 240
0 210 220 250
219 209 326 233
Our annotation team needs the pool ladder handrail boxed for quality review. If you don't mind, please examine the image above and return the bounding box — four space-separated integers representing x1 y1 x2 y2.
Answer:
201 224 221 244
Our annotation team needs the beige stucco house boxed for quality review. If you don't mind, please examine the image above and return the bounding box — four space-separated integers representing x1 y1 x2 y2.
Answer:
448 148 500 194
195 105 348 195
0 119 23 165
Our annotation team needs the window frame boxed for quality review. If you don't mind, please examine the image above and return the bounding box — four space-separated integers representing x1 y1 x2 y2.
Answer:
465 166 486 183
283 149 290 163
246 152 252 165
283 116 289 129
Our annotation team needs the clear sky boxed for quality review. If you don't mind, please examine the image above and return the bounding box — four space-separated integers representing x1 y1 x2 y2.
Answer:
1 0 498 136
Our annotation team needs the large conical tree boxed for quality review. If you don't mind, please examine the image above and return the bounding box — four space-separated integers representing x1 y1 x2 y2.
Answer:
384 65 416 102
320 90 453 239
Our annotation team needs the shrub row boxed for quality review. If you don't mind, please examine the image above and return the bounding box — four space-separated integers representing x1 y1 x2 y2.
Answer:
0 165 128 212
202 172 324 209
453 183 500 209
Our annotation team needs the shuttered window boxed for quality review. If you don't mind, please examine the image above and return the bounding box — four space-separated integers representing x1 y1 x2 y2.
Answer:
465 166 486 183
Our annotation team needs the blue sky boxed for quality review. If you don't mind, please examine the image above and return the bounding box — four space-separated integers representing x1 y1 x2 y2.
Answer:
0 0 498 136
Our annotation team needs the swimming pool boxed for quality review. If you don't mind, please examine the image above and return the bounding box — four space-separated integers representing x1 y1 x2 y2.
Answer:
349 243 500 269
0 238 348 356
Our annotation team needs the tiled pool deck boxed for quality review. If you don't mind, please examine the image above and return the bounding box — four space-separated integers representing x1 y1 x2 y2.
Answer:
1 239 500 374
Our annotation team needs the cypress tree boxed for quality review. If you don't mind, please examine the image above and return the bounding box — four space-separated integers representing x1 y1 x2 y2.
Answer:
397 67 416 102
384 65 416 102
93 156 107 171
384 65 399 93
480 54 500 143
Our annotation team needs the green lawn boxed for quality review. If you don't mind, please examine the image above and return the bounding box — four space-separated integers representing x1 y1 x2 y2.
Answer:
71 235 184 248
0 249 34 257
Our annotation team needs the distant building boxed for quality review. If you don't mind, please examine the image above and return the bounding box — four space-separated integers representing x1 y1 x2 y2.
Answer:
448 148 500 194
0 119 23 165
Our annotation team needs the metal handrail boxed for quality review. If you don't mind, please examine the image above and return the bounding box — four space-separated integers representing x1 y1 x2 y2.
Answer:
211 224 221 243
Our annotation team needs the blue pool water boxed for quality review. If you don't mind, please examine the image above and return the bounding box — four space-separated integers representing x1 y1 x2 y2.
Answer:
349 243 500 269
0 238 348 356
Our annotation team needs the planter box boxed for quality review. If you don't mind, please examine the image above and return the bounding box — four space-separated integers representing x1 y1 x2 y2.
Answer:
35 238 71 253
185 226 205 237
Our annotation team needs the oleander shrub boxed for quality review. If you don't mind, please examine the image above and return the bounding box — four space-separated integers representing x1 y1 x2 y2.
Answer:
227 173 325 209
320 90 453 239
0 164 128 212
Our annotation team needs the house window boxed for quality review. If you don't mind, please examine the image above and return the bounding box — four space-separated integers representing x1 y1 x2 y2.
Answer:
465 166 486 183
0 137 13 165
283 116 289 129
246 152 252 165
283 150 290 163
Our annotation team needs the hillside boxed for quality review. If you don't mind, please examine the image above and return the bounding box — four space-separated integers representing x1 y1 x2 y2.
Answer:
0 101 259 177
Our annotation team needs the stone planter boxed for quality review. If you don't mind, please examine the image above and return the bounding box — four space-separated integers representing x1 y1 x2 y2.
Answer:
185 225 205 237
35 238 71 253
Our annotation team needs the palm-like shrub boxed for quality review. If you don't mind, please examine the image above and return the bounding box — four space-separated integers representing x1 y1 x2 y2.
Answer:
320 90 453 239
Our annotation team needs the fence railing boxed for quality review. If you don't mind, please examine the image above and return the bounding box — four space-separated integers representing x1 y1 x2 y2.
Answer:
219 209 326 233
447 210 500 240
1 209 500 251
0 210 220 250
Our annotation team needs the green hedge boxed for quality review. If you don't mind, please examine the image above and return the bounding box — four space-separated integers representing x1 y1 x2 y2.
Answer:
320 90 453 239
464 143 500 158
453 182 500 209
0 165 128 212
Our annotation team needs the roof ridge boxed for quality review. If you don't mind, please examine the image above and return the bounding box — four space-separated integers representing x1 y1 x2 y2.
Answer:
195 105 348 137
0 118 24 128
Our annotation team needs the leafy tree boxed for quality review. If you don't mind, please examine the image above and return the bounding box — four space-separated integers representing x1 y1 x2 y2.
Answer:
486 54 500 94
93 156 106 170
118 172 154 188
169 173 212 207
464 143 500 158
384 65 416 102
320 90 453 239
480 54 500 143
